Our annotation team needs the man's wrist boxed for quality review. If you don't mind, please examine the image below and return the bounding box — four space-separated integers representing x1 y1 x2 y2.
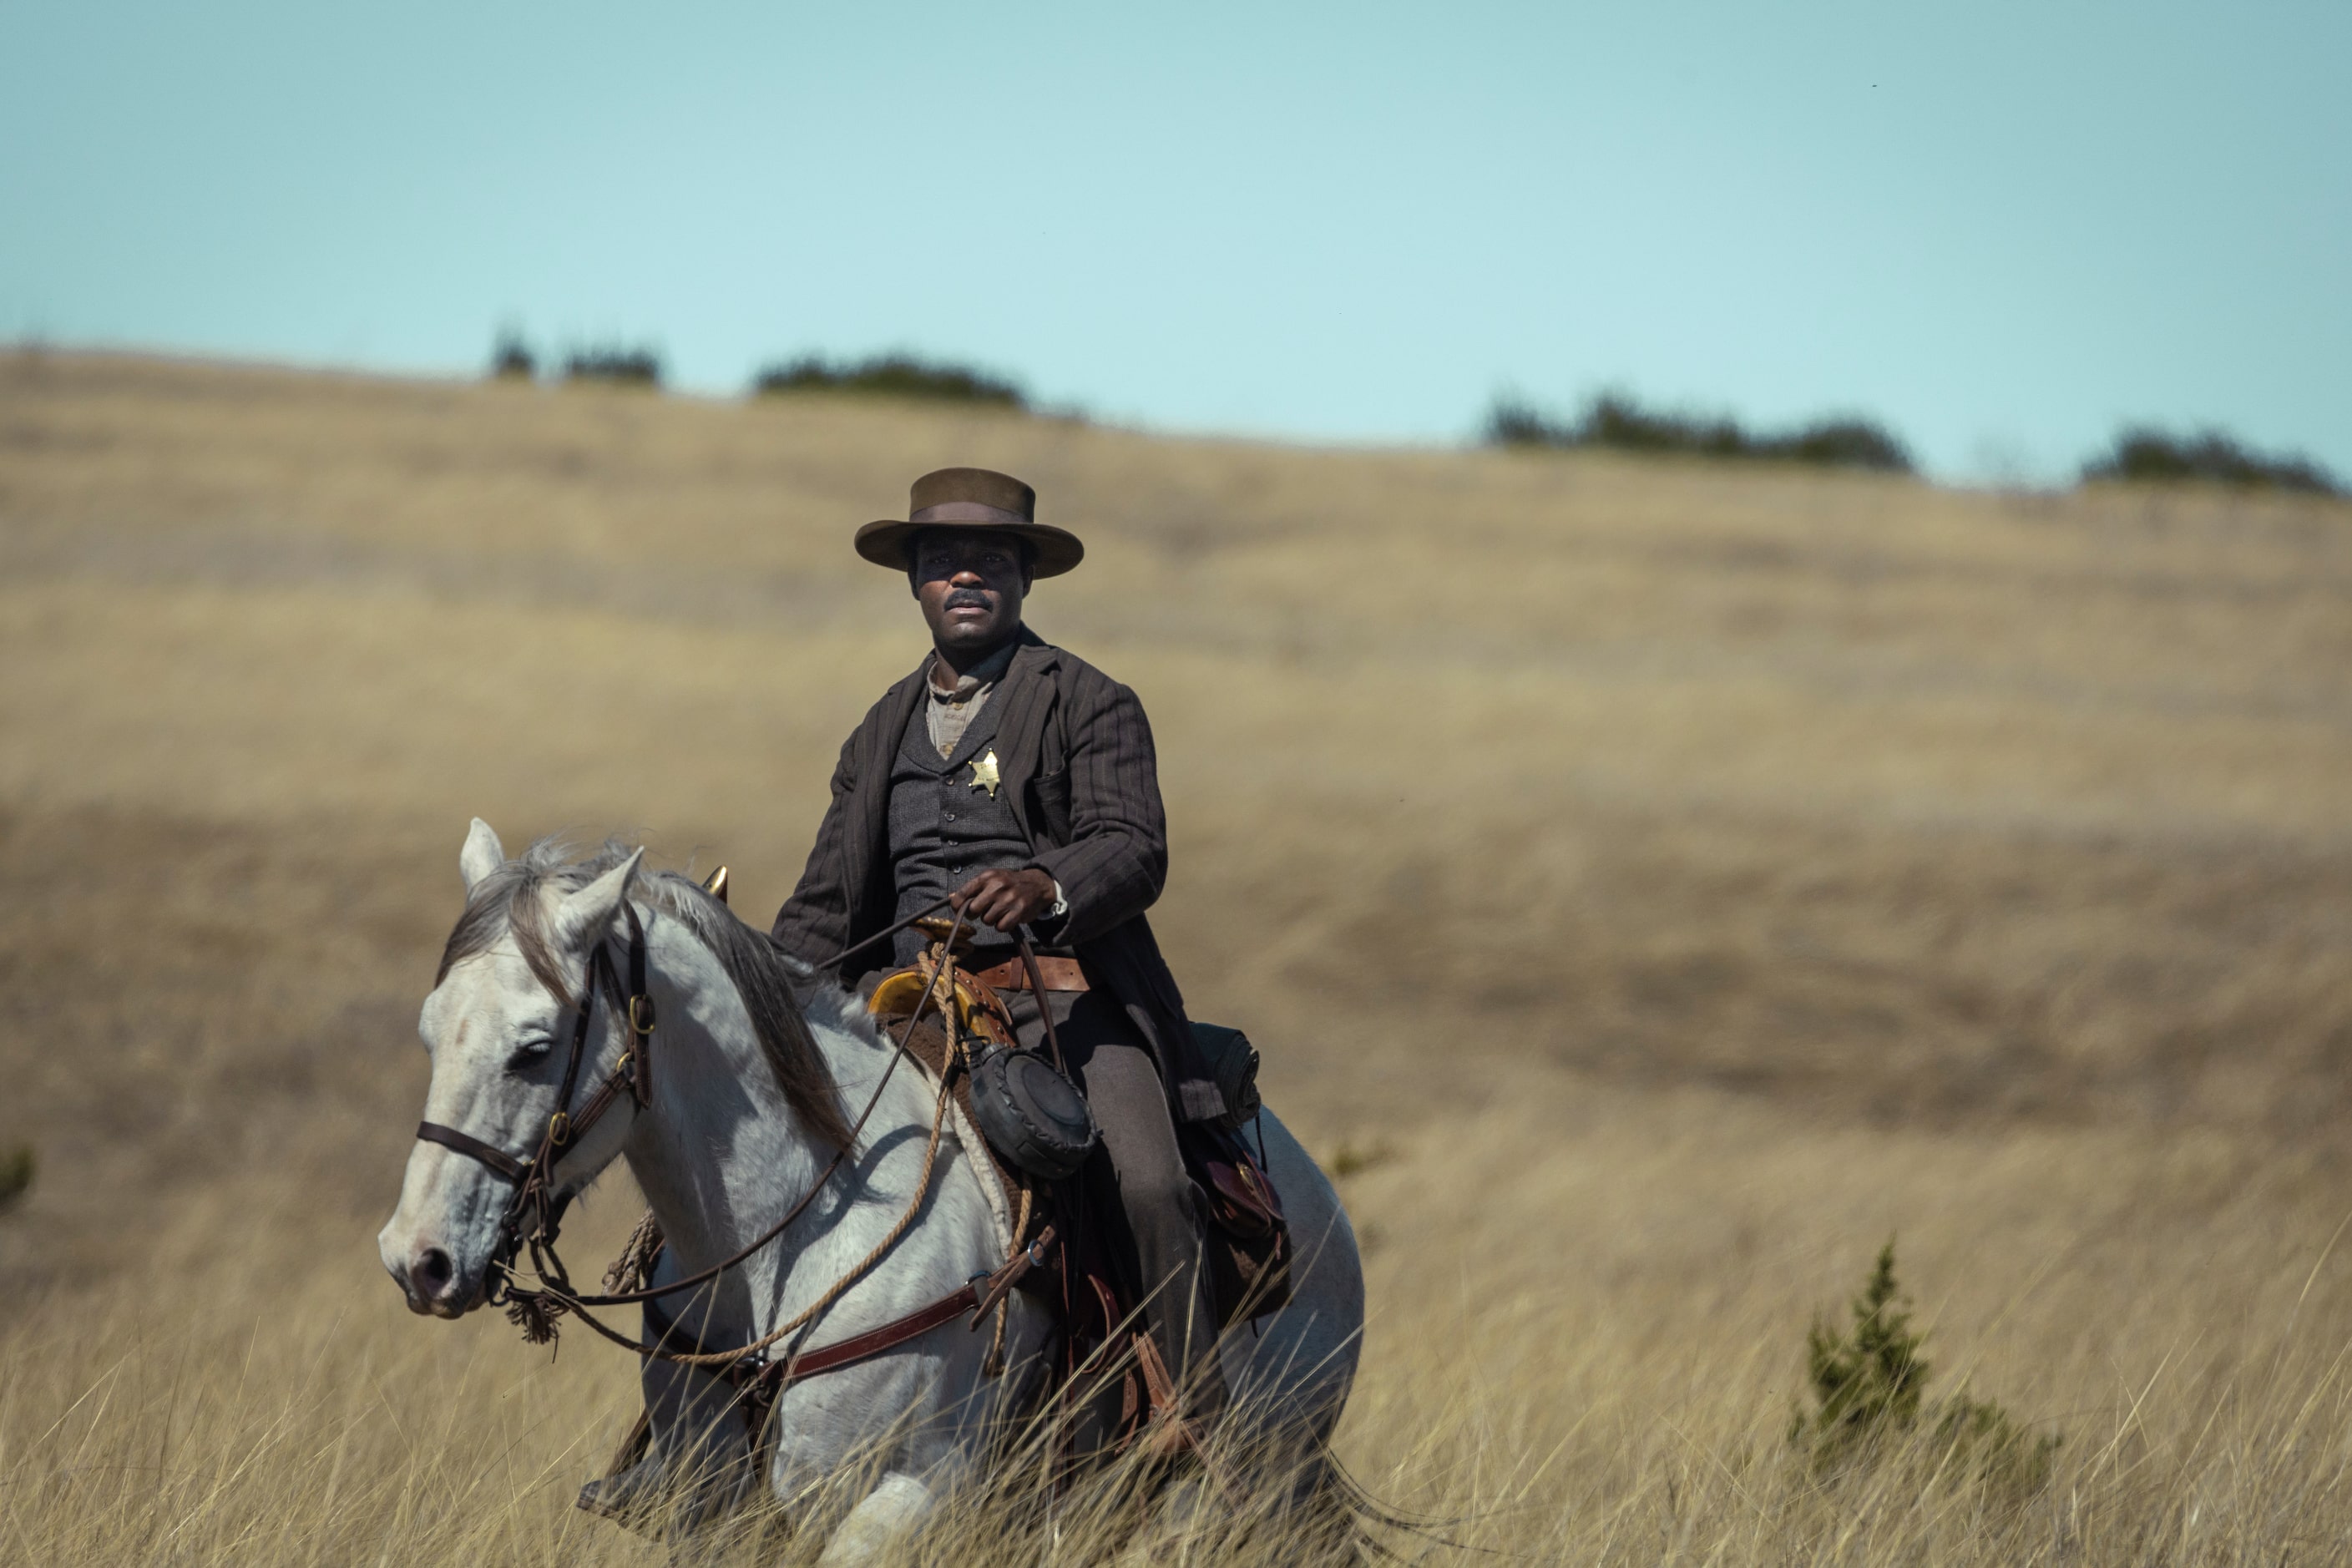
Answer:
1021 866 1069 924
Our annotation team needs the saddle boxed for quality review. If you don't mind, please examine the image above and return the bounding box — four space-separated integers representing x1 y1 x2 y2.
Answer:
869 934 1291 1453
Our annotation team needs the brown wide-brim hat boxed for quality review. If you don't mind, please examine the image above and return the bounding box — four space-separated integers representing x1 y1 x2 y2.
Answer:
854 466 1085 578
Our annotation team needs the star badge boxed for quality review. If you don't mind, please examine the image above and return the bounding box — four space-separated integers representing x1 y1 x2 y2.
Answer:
966 749 1002 799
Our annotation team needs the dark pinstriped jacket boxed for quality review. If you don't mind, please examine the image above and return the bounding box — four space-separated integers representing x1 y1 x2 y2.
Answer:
771 626 1224 1122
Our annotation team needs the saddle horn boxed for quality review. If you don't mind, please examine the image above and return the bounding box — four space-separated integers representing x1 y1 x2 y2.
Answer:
701 865 730 904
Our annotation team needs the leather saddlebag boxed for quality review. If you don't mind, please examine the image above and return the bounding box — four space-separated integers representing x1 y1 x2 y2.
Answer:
1179 1117 1292 1323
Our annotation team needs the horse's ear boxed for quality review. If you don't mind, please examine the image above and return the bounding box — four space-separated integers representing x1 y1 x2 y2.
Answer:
554 850 644 952
459 818 505 893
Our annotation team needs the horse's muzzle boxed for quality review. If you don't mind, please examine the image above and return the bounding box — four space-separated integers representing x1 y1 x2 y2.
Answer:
387 1238 481 1318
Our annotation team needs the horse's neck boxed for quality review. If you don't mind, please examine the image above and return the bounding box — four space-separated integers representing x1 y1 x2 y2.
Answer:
617 925 915 1313
617 925 817 1290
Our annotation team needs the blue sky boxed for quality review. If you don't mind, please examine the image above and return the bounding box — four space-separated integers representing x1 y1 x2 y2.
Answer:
4 1 2344 482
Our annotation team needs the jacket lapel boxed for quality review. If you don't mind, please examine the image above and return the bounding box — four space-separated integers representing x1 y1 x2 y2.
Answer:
845 657 932 920
989 630 1061 842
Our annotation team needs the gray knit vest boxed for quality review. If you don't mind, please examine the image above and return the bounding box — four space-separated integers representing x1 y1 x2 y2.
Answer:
887 689 1031 967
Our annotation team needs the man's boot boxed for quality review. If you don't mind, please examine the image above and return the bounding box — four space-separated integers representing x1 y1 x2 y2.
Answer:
1134 1195 1230 1454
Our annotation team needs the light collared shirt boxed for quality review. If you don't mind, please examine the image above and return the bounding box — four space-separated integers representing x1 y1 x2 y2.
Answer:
923 639 1018 759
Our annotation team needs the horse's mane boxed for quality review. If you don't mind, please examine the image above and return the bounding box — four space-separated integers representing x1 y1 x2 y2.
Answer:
436 837 854 1153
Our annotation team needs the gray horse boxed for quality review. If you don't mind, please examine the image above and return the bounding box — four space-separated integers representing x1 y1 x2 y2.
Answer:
377 824 1364 1560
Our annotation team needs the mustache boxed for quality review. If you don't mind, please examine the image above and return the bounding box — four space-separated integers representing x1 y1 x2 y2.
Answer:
943 589 994 611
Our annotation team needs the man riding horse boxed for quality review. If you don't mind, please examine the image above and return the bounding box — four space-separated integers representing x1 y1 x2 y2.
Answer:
769 466 1231 1433
383 464 1359 1545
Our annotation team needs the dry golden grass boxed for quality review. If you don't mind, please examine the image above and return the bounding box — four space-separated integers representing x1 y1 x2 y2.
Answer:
3 348 2350 1561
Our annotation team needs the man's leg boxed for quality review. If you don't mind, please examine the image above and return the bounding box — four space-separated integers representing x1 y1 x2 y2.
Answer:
1078 1033 1230 1424
1008 989 1229 1424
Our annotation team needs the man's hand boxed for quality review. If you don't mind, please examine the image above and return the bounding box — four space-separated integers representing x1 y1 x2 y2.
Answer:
950 867 1059 933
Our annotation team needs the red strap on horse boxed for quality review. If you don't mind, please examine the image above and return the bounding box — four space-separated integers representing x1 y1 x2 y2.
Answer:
773 1286 981 1384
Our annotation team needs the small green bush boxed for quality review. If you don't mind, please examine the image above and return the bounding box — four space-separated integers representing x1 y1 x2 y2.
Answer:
2081 426 2339 496
752 353 1025 409
1792 1239 2058 1495
1486 391 1912 473
562 345 663 389
1795 1240 1928 1457
0 1143 33 1215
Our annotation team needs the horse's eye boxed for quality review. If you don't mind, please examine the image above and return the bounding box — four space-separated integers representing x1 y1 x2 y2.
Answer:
504 1038 552 1072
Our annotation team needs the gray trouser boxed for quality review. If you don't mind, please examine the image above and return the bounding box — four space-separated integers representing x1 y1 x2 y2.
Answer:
1000 985 1229 1421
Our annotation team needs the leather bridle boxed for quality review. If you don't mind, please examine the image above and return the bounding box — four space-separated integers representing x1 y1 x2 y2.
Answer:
415 901 659 1305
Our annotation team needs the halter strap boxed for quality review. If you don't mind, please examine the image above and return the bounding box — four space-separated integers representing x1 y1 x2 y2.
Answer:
415 1119 530 1182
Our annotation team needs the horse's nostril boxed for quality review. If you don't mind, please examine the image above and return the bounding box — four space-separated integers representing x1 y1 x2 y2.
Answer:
414 1246 455 1298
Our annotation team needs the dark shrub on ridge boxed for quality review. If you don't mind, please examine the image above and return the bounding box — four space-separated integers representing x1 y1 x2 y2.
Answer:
1778 419 1914 472
488 329 536 382
1487 391 1913 473
1581 393 1750 458
1485 396 1574 448
562 345 663 388
753 352 1026 409
2081 426 2339 496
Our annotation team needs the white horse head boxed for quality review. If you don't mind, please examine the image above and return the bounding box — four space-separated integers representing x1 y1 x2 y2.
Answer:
380 822 857 1322
377 820 650 1315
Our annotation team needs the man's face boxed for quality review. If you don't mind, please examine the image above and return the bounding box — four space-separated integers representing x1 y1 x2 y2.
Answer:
912 530 1032 654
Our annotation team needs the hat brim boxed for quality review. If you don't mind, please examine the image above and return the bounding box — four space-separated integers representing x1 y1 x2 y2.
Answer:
854 518 1085 578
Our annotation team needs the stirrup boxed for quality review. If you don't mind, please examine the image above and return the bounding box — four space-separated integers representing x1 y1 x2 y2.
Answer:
575 1452 670 1530
1135 1407 1211 1463
577 1450 761 1540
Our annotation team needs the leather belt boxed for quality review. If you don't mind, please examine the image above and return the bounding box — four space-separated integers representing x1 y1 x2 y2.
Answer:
973 954 1089 993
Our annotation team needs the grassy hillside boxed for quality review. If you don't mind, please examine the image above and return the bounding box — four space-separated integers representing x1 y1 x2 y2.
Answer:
3 350 2350 1561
